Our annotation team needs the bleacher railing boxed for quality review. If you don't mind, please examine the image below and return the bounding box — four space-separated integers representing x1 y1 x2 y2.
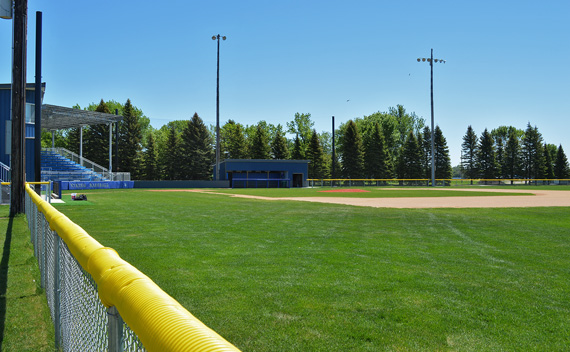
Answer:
42 148 131 182
307 178 570 187
25 183 240 352
0 161 10 182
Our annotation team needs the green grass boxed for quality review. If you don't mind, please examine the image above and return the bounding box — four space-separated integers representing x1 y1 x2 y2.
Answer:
0 206 54 351
196 187 532 198
54 189 570 351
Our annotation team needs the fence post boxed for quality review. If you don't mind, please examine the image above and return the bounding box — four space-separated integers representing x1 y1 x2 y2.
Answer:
108 306 124 352
54 231 61 350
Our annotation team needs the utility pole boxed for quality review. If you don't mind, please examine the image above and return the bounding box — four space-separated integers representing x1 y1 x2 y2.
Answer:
10 0 27 215
212 34 226 181
417 49 445 187
34 11 42 194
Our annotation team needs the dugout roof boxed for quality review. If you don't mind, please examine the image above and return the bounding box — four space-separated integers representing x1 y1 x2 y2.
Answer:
41 104 123 130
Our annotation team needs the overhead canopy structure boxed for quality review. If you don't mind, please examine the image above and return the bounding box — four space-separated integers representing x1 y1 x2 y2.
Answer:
42 104 123 130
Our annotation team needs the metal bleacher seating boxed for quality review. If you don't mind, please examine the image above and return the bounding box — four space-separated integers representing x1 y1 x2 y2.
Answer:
41 150 108 182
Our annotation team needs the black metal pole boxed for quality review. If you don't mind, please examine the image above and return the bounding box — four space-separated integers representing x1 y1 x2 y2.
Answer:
215 34 220 181
430 48 435 187
34 11 42 193
115 109 119 172
10 0 27 215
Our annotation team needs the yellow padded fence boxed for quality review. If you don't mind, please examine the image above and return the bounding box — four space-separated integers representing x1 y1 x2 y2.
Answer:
25 184 241 352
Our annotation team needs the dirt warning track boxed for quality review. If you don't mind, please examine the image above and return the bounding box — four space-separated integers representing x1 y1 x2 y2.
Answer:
150 188 570 209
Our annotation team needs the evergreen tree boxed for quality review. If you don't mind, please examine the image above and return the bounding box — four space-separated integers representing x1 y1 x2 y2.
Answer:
461 126 479 182
306 129 329 179
340 120 365 178
364 122 393 179
250 124 271 159
65 128 81 155
419 126 431 179
271 130 289 159
397 131 423 180
118 99 143 177
554 145 570 179
521 123 545 179
142 133 160 180
163 126 181 180
476 128 497 179
291 135 305 159
502 129 521 181
433 125 452 181
543 144 555 179
180 113 215 180
84 99 111 168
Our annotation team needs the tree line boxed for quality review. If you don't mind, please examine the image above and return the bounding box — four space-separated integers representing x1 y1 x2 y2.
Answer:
42 99 568 181
461 124 569 181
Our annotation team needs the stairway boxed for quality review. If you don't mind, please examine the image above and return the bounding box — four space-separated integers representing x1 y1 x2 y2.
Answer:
41 150 108 182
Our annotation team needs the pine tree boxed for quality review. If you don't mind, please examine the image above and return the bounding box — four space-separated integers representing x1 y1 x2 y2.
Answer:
271 130 289 159
433 125 452 181
306 130 329 179
291 135 305 159
65 128 81 155
118 99 142 177
364 122 393 179
521 123 545 180
250 124 271 159
502 129 521 181
397 131 423 180
461 126 479 182
142 133 160 180
543 144 555 179
340 120 365 178
420 126 431 180
477 129 497 179
163 126 181 180
84 99 111 168
180 113 215 180
554 145 570 179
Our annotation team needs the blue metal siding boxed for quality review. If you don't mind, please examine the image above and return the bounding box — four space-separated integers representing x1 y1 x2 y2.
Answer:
218 159 310 188
0 86 40 170
0 89 10 165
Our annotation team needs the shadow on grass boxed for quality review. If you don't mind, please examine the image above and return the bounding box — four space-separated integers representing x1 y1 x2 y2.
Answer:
0 215 12 350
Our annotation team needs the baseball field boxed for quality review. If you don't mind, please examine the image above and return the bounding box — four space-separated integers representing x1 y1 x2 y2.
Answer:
52 186 570 351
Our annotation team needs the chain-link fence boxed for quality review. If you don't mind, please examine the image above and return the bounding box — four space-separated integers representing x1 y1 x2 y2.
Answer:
26 188 145 351
24 183 241 352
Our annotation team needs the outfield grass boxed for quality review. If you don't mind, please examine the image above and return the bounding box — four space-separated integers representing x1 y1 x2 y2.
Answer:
55 189 570 351
0 206 54 351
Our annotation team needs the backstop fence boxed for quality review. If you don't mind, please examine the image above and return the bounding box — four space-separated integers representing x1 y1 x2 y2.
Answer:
24 183 240 352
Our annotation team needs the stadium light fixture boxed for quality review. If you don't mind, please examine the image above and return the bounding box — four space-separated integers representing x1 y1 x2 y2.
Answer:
212 34 226 181
417 48 446 187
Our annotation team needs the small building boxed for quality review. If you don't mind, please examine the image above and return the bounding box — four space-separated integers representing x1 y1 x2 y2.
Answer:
216 159 310 188
0 83 45 181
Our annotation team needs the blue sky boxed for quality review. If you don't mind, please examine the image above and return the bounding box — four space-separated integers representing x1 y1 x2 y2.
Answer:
1 0 569 165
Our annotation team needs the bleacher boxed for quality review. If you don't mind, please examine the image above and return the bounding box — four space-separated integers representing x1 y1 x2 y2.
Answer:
41 150 108 182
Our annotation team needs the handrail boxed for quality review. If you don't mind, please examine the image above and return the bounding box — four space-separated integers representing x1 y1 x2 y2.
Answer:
25 184 240 352
43 147 109 173
0 161 10 182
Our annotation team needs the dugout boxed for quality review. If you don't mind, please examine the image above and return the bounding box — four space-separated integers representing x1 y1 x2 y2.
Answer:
216 159 310 188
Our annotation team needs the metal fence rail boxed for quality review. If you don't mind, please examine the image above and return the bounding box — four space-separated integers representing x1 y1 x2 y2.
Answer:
24 183 240 352
26 185 145 351
308 178 570 187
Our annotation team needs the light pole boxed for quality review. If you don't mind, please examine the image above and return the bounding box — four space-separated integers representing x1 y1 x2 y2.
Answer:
417 49 445 187
212 34 226 181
